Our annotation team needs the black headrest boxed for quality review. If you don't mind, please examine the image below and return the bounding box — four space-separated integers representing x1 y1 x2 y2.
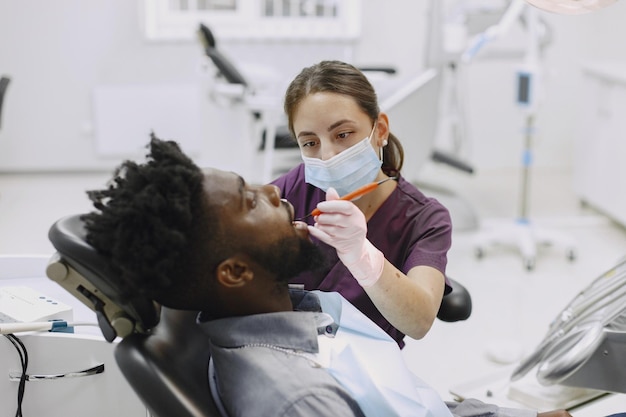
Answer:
197 24 248 87
47 214 160 341
198 23 216 48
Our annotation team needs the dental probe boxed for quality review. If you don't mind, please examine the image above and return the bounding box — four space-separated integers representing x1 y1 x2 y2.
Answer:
300 177 397 220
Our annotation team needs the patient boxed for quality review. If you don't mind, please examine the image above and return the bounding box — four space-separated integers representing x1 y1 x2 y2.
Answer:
82 135 571 417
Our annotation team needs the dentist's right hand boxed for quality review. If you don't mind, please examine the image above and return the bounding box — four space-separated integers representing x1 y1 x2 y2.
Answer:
307 187 384 287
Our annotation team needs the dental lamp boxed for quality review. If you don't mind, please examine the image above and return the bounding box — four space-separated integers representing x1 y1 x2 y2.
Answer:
465 0 619 269
525 0 617 14
463 0 619 62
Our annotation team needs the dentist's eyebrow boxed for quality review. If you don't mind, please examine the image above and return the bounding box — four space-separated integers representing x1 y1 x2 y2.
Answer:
296 119 355 139
328 119 352 132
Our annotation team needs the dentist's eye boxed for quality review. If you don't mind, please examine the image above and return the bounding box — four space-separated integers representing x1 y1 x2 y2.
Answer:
337 131 353 140
298 135 319 148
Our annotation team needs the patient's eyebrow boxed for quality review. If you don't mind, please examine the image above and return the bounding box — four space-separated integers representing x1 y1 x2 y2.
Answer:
236 174 245 208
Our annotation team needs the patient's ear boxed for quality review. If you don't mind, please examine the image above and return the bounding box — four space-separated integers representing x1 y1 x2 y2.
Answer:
216 257 253 288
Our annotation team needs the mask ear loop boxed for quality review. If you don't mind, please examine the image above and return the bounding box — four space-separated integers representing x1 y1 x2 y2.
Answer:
370 120 385 161
379 139 388 161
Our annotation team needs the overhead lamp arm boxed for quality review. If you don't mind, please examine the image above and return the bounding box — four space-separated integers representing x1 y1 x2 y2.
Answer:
525 0 618 14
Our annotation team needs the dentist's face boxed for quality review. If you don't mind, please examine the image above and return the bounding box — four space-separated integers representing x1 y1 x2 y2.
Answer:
293 92 378 161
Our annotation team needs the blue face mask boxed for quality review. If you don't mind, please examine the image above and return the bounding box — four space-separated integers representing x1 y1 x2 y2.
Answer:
302 126 381 196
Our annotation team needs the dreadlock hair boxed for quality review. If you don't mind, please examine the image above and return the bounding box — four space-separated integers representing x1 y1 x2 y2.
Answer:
82 134 216 309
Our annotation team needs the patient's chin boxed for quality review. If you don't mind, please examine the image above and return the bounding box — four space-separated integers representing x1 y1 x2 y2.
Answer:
292 221 311 241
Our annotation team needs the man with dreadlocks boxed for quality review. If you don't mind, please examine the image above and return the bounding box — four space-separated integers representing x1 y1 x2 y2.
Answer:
82 135 572 417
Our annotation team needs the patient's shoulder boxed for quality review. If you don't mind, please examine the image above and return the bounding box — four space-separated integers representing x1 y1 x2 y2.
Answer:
212 344 362 416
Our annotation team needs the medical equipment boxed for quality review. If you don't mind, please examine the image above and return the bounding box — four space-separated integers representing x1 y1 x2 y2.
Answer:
302 177 397 220
466 0 576 270
0 319 76 334
511 258 626 393
0 255 148 417
197 23 298 184
425 1 477 176
197 21 468 186
510 256 626 393
0 285 72 324
526 0 618 14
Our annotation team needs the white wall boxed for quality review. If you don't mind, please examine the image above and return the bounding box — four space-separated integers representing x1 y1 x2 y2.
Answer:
0 0 427 178
0 0 624 177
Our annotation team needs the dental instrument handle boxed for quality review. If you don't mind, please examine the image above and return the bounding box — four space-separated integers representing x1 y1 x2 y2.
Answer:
0 321 53 334
310 177 397 217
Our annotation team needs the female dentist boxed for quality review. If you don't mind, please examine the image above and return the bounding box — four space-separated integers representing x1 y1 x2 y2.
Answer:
272 60 452 348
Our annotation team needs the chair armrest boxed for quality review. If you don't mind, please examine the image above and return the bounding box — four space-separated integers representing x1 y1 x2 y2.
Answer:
437 277 472 322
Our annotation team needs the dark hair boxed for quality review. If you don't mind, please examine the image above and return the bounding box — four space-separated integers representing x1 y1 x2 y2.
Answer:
284 60 404 176
81 135 217 308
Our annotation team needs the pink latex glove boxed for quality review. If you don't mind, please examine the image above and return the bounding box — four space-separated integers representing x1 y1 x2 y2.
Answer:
307 187 384 287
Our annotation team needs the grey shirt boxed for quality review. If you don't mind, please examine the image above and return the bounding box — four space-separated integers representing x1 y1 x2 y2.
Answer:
199 311 365 417
198 290 537 417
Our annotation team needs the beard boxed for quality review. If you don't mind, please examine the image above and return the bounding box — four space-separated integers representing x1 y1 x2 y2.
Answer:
247 235 327 284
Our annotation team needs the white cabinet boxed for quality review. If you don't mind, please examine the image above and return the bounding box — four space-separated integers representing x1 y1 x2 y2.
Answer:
573 62 626 227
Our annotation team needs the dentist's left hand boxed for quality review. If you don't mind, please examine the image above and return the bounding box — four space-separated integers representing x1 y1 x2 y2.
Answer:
307 187 384 287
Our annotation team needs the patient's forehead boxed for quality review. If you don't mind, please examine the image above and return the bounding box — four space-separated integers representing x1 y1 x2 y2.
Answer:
201 168 241 208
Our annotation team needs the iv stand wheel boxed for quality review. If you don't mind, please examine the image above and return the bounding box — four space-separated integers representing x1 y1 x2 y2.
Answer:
524 257 536 271
474 247 485 260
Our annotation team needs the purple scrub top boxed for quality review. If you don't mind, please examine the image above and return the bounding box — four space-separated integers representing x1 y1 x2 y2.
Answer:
272 163 452 348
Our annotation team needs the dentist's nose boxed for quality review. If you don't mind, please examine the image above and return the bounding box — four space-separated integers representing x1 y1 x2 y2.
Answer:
320 144 341 161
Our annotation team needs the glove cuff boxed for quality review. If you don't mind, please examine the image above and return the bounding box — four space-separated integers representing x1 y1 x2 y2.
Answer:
344 240 384 288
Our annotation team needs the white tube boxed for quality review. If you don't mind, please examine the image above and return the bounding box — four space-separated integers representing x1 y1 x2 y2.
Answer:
0 321 54 334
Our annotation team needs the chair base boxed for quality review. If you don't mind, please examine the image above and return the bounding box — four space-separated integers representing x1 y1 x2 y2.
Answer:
473 218 576 271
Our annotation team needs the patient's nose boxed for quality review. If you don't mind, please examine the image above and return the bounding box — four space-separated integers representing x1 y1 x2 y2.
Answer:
261 184 281 207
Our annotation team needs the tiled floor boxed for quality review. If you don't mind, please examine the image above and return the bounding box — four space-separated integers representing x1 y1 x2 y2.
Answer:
1 162 625 415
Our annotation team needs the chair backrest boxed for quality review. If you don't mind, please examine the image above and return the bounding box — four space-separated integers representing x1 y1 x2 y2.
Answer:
46 214 220 416
437 277 472 322
115 308 220 417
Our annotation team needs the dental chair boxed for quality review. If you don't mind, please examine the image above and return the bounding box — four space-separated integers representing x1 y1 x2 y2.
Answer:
46 214 219 417
45 213 471 417
197 24 399 183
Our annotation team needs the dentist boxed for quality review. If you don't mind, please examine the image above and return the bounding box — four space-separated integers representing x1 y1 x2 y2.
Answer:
272 60 452 348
